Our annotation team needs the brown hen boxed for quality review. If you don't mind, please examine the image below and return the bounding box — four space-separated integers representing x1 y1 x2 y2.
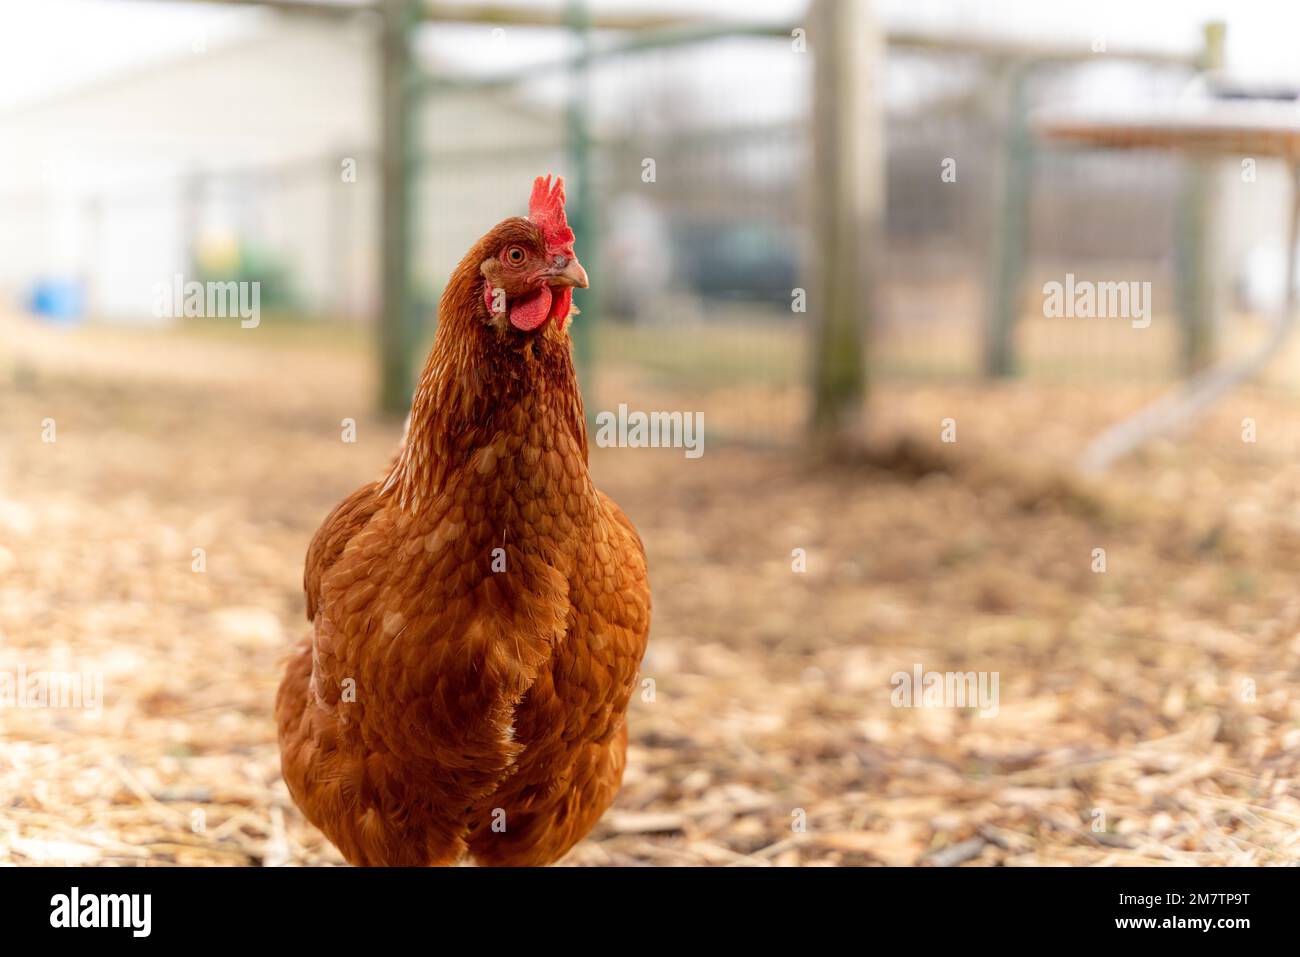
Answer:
276 176 651 866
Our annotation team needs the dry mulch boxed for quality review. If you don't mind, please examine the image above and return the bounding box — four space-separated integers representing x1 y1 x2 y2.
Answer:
2 313 1299 866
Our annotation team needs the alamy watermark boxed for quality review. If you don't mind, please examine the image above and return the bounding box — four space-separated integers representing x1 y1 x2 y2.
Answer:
1043 273 1151 329
593 403 703 459
152 274 260 328
50 887 150 937
890 664 999 718
0 666 103 717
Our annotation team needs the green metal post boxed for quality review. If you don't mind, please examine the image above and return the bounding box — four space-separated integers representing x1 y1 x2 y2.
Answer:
378 0 420 416
566 0 596 409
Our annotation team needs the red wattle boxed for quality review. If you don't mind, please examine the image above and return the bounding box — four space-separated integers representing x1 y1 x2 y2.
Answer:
509 286 553 331
549 287 573 324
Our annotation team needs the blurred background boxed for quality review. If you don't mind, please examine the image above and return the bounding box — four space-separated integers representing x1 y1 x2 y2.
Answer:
3 0 1300 867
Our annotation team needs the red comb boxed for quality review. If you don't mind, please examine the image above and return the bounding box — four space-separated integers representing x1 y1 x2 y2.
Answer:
528 175 576 257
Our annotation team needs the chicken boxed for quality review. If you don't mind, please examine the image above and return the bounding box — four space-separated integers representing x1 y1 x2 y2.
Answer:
276 176 651 866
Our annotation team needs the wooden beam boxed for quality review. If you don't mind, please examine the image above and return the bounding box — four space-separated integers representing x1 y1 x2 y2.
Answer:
1039 109 1300 160
422 1 690 31
125 0 376 17
888 29 1199 66
418 19 794 94
808 0 882 449
121 0 1204 68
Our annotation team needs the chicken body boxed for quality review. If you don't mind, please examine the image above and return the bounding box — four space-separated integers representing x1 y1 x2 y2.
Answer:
276 185 650 866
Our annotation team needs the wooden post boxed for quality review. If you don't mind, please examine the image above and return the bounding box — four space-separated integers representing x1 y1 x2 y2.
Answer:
982 62 1030 378
808 0 882 449
1174 21 1226 375
378 0 419 416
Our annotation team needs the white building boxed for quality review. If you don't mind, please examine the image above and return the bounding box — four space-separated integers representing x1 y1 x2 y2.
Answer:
0 11 562 324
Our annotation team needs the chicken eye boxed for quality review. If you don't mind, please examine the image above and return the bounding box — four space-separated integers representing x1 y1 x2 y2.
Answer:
504 246 527 266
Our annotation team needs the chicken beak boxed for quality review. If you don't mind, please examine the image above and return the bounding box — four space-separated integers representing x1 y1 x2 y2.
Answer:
549 256 589 289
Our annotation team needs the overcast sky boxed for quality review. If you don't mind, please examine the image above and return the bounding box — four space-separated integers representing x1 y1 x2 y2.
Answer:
3 0 1299 113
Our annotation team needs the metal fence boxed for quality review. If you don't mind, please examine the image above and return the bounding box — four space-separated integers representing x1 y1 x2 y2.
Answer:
414 26 812 439
7 7 1271 441
416 21 1245 445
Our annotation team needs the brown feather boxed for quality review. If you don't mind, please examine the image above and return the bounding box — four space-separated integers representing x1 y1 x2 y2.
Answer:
277 210 650 866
